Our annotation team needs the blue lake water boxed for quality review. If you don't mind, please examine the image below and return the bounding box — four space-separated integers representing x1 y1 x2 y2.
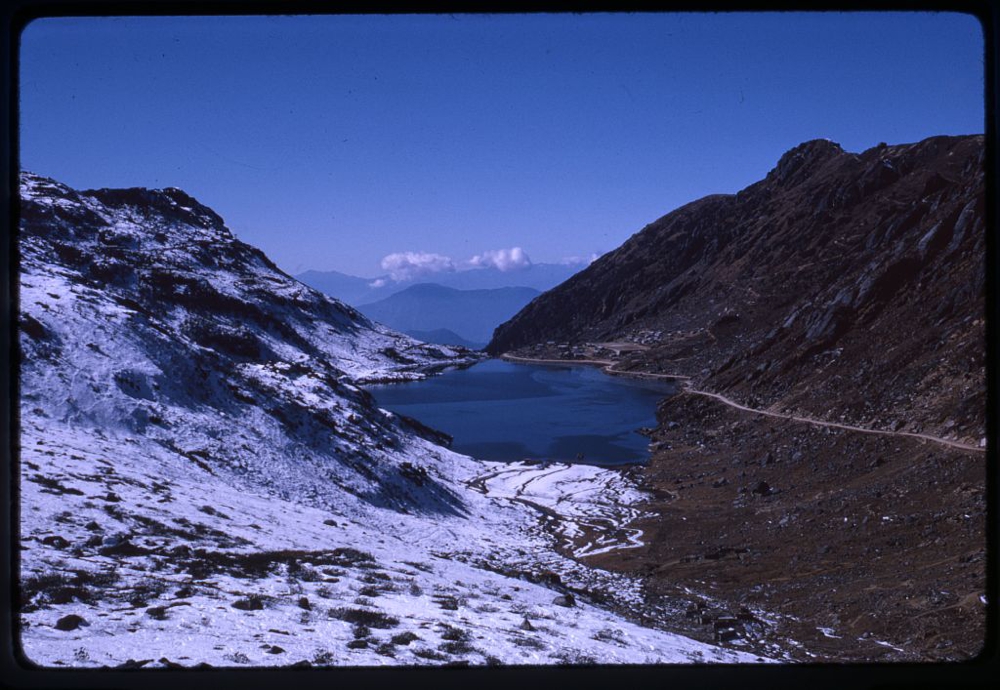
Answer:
366 359 677 465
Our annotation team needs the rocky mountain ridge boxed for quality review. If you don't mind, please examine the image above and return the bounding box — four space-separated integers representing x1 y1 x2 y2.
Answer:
489 135 985 445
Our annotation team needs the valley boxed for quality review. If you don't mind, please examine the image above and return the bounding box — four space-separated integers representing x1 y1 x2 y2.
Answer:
15 172 772 667
15 133 987 668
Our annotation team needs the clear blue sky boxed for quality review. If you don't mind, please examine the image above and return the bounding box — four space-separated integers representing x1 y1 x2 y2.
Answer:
20 12 984 278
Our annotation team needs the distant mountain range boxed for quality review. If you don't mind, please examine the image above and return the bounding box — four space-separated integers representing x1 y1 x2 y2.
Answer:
403 328 487 350
357 283 541 346
296 262 582 307
294 268 377 306
295 263 580 348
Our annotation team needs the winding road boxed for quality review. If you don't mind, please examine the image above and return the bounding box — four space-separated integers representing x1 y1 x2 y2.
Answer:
501 353 985 454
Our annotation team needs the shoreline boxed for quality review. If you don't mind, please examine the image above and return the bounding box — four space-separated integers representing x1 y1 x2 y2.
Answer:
499 352 984 454
500 352 692 382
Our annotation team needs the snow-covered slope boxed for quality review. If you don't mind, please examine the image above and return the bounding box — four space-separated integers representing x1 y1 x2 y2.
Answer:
17 172 771 667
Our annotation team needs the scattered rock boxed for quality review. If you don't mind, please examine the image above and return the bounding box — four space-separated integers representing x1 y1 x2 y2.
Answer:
55 614 88 631
101 534 127 548
99 534 151 556
432 595 459 611
116 658 152 669
232 596 265 611
553 593 576 607
538 570 562 586
714 616 738 630
390 631 420 646
716 628 739 643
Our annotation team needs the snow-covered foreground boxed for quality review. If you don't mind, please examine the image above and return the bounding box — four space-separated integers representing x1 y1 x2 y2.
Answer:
469 462 650 558
16 172 773 667
19 422 769 667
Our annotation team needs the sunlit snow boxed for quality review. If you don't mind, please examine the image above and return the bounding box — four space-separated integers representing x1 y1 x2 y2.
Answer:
17 172 771 667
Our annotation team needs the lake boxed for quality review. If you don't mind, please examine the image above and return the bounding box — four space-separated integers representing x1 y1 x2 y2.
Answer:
366 358 677 465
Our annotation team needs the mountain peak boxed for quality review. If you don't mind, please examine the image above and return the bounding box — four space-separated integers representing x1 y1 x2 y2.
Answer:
82 185 230 235
766 138 846 187
20 171 83 203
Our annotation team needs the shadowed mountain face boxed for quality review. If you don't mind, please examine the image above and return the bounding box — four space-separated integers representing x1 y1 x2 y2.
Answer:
487 135 987 662
358 283 540 346
489 135 985 443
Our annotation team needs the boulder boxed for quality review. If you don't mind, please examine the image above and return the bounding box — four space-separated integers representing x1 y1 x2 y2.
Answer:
55 614 88 631
552 593 576 608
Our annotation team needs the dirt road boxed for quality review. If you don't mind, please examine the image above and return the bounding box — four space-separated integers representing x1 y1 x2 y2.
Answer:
502 353 985 454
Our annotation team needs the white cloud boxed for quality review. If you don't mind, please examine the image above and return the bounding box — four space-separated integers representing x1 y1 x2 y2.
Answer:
379 251 456 282
558 253 600 267
469 247 533 272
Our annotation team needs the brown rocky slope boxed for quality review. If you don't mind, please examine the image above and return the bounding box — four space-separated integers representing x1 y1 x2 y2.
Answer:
487 135 987 661
489 135 985 445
